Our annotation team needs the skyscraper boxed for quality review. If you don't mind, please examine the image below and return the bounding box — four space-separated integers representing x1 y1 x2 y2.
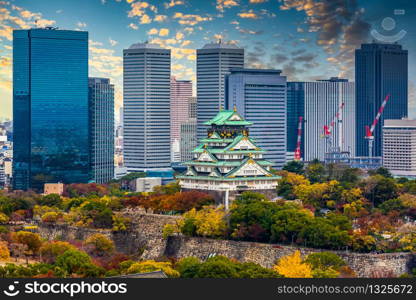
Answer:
355 43 408 157
13 28 89 191
123 42 171 172
287 78 355 161
196 41 244 140
88 77 114 183
170 77 192 162
225 68 287 168
180 97 197 162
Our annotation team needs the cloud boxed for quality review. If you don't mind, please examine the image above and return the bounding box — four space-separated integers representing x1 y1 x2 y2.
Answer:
279 0 371 79
90 46 114 55
164 0 184 9
237 27 263 35
293 53 317 62
159 28 169 36
173 12 212 26
249 0 267 3
128 23 139 30
140 14 151 24
0 5 56 40
76 21 87 28
154 15 168 22
175 32 184 40
89 40 103 46
147 28 159 35
271 53 289 64
109 38 118 46
216 0 239 12
238 10 259 19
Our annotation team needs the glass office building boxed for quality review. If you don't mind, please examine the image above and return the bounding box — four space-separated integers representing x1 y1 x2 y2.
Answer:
225 68 287 168
89 77 114 184
13 28 90 191
355 43 408 157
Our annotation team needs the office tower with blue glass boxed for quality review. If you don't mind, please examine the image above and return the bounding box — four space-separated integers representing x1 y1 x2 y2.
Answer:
88 77 114 183
13 28 90 191
225 68 287 168
123 43 171 172
287 78 355 162
355 43 408 157
196 42 244 141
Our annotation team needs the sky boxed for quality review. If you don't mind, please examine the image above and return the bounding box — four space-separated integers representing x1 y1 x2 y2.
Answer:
0 0 415 121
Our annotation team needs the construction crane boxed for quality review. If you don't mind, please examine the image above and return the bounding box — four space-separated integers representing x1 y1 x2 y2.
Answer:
322 102 345 152
365 94 391 158
294 116 303 161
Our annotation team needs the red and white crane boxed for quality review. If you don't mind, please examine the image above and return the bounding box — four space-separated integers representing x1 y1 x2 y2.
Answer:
294 116 303 161
322 102 345 152
365 94 391 158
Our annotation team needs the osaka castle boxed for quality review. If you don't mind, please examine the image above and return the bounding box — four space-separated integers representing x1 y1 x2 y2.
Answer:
177 108 281 203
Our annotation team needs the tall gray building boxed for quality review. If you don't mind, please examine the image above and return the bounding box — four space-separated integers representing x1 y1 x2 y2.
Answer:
225 68 287 168
287 78 355 161
123 43 171 172
88 77 114 183
196 41 244 140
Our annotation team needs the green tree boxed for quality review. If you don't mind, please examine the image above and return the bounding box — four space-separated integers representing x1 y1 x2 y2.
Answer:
39 194 62 208
305 159 326 183
378 198 406 215
361 175 399 206
55 249 93 276
282 161 304 174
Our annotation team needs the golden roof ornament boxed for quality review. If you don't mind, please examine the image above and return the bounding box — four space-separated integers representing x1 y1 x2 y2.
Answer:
233 105 237 112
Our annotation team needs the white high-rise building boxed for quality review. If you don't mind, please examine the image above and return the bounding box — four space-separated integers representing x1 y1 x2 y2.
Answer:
123 43 171 171
196 41 244 140
383 119 416 177
287 78 355 161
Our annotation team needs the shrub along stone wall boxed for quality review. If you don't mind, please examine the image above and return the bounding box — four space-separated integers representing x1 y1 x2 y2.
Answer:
35 211 416 277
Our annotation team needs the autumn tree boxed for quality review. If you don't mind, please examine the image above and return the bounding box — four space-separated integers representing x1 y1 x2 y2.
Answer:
179 206 226 238
84 234 115 257
273 251 313 278
0 241 10 261
39 241 76 264
126 260 179 277
305 252 346 278
12 231 43 255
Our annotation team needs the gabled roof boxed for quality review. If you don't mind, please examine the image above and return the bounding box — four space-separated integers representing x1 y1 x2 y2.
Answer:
225 156 273 178
185 166 198 176
225 135 259 151
197 150 217 162
204 110 252 126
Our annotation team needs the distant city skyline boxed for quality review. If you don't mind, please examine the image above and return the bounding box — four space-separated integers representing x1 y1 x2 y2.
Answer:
1 0 415 120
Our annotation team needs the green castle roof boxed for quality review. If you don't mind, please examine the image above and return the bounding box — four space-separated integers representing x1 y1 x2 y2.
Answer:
204 110 252 126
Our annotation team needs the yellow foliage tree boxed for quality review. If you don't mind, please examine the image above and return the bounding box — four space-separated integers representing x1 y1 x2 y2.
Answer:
0 212 9 224
126 260 179 277
273 250 313 278
0 241 10 261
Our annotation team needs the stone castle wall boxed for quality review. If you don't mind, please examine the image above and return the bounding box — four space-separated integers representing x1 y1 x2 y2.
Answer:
35 211 416 277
